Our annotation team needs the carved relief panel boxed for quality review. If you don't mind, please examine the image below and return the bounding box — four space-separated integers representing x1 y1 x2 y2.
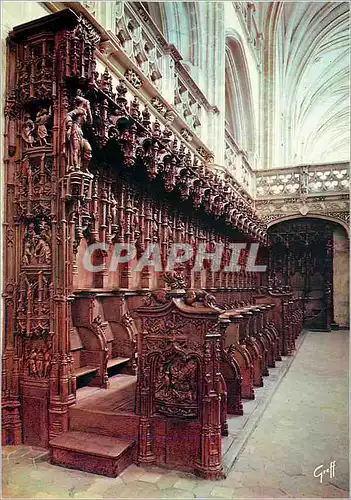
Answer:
3 9 101 446
153 351 199 418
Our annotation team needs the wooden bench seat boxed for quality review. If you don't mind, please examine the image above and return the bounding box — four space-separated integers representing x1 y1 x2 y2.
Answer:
75 365 99 378
107 357 130 369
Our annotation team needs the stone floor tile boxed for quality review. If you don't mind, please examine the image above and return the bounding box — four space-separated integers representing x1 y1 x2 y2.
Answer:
79 477 124 497
231 485 289 498
173 478 199 491
20 448 50 461
223 471 245 486
5 446 30 460
210 485 235 498
103 479 158 498
2 445 22 458
137 470 163 483
155 474 179 490
34 493 68 499
160 487 195 498
231 457 264 473
73 493 104 499
119 464 144 484
33 451 51 464
193 483 215 498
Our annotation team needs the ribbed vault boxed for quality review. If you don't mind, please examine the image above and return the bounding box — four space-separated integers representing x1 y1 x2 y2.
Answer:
262 1 349 167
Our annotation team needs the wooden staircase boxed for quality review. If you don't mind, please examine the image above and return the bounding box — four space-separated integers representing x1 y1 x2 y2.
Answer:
50 373 139 477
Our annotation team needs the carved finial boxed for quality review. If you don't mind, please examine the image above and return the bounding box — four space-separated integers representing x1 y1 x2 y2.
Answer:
161 127 173 146
99 67 114 98
130 96 140 120
142 105 151 131
116 79 128 109
171 138 179 155
152 119 161 138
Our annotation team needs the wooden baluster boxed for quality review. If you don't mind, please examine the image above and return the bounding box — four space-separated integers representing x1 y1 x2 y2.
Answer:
120 188 133 289
140 198 152 289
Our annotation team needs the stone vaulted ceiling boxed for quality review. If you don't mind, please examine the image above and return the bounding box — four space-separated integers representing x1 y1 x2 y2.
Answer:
260 1 350 167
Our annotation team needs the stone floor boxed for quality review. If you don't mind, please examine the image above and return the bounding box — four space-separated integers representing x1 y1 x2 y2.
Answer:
2 330 349 499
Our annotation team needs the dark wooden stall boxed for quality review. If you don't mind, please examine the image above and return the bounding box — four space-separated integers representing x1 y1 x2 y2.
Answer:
2 9 303 479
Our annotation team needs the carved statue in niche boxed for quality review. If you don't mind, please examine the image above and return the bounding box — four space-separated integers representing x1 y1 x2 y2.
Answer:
43 342 52 377
35 107 51 146
63 106 92 172
22 223 36 265
36 348 44 377
29 349 38 377
22 221 52 265
110 192 117 223
155 353 198 414
74 89 92 124
21 113 35 147
35 221 52 264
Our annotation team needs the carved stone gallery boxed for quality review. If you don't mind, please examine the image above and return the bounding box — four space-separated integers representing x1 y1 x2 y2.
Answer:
1 1 349 495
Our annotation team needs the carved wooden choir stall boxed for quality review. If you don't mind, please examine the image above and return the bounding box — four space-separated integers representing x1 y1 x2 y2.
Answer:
2 10 304 479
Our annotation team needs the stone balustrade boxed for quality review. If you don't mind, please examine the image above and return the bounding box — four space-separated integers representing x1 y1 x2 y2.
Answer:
112 1 217 148
255 162 350 199
225 129 255 197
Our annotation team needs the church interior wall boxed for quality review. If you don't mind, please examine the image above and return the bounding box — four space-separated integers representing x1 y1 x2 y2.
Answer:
333 226 349 328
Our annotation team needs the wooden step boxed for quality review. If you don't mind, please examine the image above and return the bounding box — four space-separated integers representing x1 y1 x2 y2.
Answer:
75 374 137 411
71 375 138 440
107 357 130 369
75 365 99 378
50 431 135 477
70 407 139 441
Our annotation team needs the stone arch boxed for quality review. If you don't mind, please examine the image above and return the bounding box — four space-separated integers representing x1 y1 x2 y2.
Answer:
225 34 255 152
267 214 349 236
145 1 201 70
268 215 349 329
